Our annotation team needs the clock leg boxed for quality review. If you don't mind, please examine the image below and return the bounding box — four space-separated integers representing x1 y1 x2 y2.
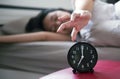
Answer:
89 69 94 73
72 69 77 74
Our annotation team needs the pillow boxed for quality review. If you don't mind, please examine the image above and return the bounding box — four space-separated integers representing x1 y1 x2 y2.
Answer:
1 17 30 35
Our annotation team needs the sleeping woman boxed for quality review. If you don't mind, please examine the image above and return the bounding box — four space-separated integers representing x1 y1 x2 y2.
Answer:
0 8 73 43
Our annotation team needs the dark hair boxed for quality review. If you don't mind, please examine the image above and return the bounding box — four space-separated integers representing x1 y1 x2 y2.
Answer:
25 8 72 32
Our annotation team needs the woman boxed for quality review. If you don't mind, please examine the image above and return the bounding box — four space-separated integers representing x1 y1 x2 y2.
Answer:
0 8 73 43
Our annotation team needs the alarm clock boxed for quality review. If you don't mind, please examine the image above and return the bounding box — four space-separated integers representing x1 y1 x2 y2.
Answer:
67 42 98 73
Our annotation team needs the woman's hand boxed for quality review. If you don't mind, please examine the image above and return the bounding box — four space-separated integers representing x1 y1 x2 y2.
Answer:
57 10 91 41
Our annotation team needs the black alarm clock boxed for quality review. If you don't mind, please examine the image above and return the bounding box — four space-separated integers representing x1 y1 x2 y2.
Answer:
67 42 98 73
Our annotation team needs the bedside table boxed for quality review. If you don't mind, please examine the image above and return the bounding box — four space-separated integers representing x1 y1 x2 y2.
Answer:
40 60 120 79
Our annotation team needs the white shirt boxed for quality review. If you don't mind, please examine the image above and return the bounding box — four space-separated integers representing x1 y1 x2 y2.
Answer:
77 0 117 42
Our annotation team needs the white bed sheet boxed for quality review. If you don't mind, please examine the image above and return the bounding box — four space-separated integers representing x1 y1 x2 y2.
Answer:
0 41 120 79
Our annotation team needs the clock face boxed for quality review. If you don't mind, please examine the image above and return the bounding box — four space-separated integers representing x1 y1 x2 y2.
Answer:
67 42 98 72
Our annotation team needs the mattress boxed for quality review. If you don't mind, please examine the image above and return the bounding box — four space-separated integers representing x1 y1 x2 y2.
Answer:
0 41 120 79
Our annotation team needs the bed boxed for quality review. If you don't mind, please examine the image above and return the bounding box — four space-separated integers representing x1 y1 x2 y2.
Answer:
0 0 120 79
0 41 120 79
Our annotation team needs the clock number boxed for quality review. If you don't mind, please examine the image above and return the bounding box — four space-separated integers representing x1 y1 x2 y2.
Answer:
92 55 95 59
87 63 89 67
90 60 93 63
81 64 84 69
76 47 79 50
73 60 76 64
86 47 89 50
73 51 76 54
90 50 93 54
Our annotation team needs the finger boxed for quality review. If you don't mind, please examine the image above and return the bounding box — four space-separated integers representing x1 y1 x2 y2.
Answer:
82 11 92 18
57 21 73 33
78 11 91 20
71 27 79 41
71 13 81 21
58 15 70 22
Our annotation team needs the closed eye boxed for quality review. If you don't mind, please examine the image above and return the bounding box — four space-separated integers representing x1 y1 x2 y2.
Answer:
51 15 58 22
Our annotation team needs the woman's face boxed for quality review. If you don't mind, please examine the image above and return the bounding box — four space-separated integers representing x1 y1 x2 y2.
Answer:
43 10 72 35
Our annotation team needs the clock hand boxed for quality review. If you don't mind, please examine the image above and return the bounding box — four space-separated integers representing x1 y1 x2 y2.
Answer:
81 45 84 57
77 45 84 67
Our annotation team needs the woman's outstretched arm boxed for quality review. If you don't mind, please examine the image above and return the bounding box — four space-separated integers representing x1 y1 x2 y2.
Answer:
57 0 94 41
0 32 71 43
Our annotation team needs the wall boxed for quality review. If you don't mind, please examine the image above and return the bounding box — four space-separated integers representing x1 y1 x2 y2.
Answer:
0 0 72 24
0 0 107 25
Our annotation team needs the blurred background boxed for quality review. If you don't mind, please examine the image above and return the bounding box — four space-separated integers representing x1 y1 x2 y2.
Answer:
0 0 72 25
0 0 118 26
